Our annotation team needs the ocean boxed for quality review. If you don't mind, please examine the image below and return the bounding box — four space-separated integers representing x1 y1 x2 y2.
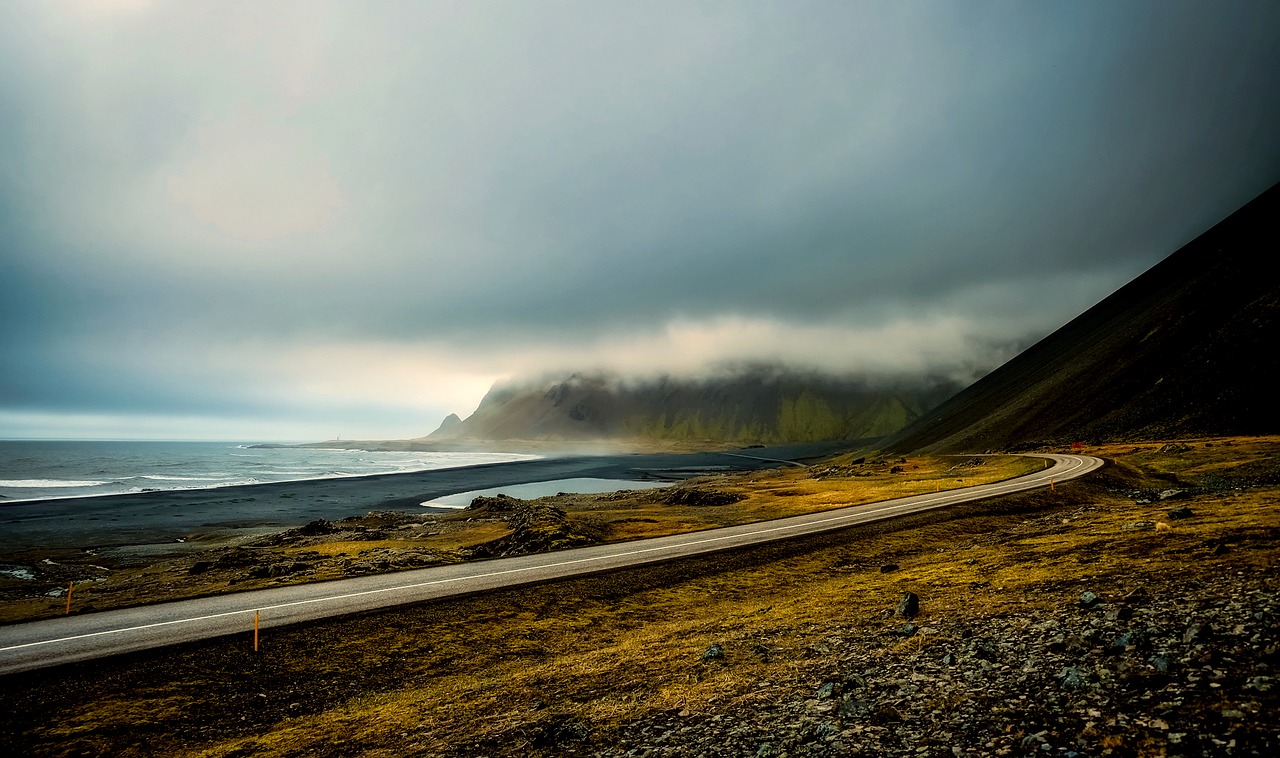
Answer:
0 440 539 503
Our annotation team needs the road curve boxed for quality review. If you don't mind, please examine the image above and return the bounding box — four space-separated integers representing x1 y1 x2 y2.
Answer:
0 454 1102 675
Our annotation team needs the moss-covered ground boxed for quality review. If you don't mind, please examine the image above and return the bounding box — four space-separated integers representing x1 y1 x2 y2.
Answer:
0 438 1275 756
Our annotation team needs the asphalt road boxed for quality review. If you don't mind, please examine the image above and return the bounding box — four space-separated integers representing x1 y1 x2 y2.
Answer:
0 453 1102 675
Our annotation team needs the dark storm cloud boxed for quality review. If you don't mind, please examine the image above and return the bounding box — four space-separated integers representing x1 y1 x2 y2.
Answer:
1 1 1278 439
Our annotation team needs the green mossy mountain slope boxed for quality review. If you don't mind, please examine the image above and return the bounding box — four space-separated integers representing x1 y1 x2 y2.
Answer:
432 369 960 445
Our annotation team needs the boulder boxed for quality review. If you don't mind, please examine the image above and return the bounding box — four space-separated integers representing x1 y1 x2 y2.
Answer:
213 548 261 568
467 494 522 512
895 592 920 618
1183 622 1212 645
1056 666 1087 690
837 698 872 721
296 519 339 536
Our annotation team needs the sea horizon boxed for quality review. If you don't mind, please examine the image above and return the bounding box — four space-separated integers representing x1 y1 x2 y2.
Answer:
0 439 540 504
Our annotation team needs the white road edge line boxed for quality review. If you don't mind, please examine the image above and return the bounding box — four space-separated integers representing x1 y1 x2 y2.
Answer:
0 454 1099 654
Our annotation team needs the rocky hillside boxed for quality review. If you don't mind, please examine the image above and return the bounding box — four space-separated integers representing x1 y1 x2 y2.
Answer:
885 180 1280 453
428 368 961 445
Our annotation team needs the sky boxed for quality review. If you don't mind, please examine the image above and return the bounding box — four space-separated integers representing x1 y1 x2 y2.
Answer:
2 1 1278 441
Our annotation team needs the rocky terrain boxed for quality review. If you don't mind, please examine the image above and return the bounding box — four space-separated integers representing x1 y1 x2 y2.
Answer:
460 495 608 558
0 437 1274 757
443 441 1279 757
591 557 1275 758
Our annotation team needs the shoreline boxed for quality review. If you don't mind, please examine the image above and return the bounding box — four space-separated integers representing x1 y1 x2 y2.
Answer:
0 441 852 559
0 452 544 506
0 442 546 505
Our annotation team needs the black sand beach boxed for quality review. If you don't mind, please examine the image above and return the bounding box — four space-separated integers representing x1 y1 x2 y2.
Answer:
0 442 849 559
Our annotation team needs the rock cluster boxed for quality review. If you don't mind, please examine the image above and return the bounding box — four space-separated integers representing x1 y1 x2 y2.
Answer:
337 548 445 576
251 512 427 547
465 500 606 559
663 489 747 507
467 494 524 513
810 458 914 480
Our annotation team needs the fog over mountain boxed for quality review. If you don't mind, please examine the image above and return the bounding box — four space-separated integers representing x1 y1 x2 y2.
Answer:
429 366 963 445
885 181 1280 453
1 2 1278 440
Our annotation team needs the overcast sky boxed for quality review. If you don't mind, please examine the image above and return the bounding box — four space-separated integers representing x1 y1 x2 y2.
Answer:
2 1 1278 441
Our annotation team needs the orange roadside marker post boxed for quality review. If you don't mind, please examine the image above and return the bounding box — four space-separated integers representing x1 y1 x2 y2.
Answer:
1050 478 1055 491
254 611 260 652
65 582 73 615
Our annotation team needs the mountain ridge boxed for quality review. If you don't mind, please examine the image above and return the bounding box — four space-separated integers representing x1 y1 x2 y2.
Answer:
429 368 962 446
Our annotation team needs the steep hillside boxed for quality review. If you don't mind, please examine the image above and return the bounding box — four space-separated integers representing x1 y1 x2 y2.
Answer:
886 181 1280 453
430 369 960 445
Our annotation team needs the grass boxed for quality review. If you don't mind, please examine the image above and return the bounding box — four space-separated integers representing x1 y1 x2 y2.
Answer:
0 438 1274 756
0 454 1039 624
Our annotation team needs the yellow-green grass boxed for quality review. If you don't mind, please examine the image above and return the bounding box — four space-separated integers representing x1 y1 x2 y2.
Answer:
0 454 1039 624
4 437 1274 756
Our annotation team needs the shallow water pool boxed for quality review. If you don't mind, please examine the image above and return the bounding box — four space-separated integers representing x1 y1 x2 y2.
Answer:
421 477 670 509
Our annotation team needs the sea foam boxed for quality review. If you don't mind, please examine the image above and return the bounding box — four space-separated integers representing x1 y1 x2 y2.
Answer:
0 479 111 488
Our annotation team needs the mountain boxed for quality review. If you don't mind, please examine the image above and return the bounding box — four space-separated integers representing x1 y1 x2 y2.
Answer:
884 181 1280 453
431 413 463 437
430 368 962 445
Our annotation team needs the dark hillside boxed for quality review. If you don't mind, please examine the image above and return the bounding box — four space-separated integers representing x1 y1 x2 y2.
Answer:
886 181 1280 452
